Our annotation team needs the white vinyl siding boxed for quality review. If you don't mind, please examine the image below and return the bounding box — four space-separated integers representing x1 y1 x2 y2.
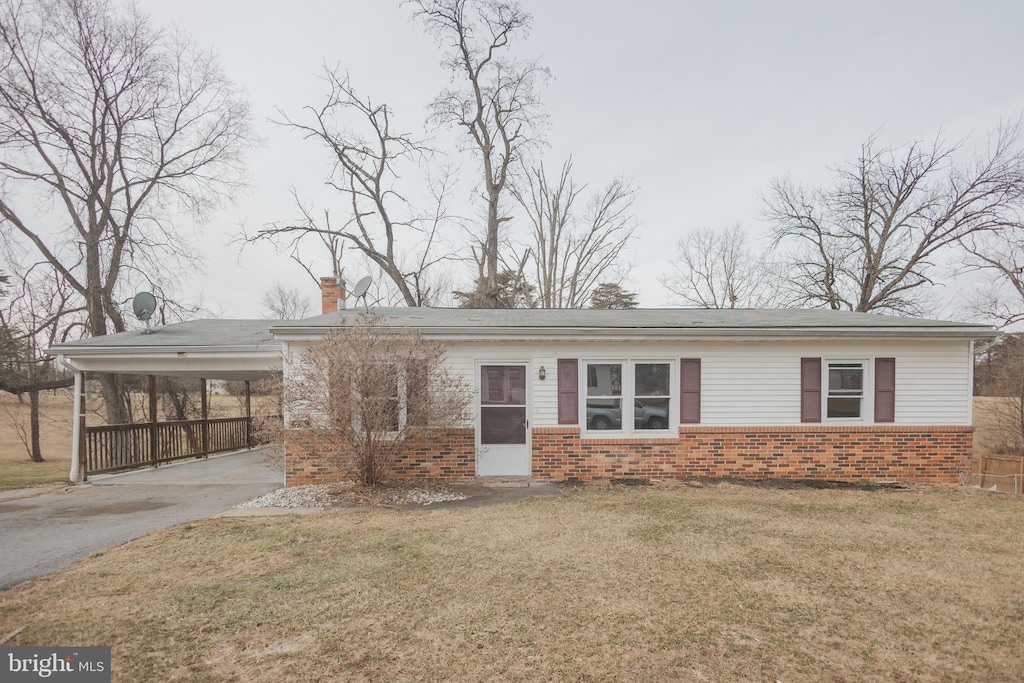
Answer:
450 339 973 427
695 341 970 426
286 338 973 429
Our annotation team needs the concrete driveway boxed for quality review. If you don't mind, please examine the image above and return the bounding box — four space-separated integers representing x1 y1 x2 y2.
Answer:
0 448 282 591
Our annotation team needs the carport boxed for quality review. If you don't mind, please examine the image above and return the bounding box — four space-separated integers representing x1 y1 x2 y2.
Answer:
47 320 283 482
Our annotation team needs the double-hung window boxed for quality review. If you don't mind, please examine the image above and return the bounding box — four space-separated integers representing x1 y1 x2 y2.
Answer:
586 363 623 430
348 362 430 433
634 363 671 431
826 361 864 419
584 360 672 435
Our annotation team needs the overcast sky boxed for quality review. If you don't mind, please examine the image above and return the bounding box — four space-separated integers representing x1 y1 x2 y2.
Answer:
134 0 1024 318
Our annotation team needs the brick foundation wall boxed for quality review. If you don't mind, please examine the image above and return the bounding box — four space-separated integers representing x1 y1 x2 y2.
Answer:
285 425 972 486
285 428 475 486
531 426 972 483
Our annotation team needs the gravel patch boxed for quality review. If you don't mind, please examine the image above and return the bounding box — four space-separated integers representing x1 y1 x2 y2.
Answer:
235 482 469 509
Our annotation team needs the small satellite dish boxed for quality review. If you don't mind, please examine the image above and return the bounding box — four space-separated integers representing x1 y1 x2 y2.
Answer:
132 291 157 334
351 276 372 300
350 276 372 310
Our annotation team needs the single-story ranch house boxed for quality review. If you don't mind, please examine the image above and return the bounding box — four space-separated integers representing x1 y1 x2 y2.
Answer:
49 294 997 486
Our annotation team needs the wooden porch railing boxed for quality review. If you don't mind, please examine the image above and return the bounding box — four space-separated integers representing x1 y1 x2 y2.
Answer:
85 417 253 475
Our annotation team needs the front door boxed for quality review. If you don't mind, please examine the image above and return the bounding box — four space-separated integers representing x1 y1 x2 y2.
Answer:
476 364 531 477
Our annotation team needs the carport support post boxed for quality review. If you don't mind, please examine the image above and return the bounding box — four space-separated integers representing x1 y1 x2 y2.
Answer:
200 378 209 458
69 371 85 483
149 375 158 468
243 382 251 450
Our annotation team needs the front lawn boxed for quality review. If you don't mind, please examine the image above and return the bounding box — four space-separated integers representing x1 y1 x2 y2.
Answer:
1 483 1022 681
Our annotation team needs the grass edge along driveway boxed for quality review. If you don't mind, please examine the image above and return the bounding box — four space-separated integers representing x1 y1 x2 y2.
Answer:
1 483 1022 682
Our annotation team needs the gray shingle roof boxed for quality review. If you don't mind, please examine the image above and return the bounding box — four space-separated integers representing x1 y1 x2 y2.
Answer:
48 319 280 351
48 307 995 354
274 307 993 331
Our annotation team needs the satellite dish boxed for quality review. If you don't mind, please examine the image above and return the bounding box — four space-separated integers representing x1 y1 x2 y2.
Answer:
351 276 372 299
132 291 157 334
350 275 373 310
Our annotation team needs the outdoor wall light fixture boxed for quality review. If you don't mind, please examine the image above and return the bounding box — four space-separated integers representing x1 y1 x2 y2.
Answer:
538 366 546 380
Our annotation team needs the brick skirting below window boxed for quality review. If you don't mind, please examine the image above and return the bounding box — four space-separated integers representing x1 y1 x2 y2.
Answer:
284 425 972 486
285 428 476 486
532 426 972 483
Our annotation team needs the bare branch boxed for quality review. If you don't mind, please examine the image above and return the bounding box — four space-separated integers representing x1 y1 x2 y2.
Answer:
512 158 637 308
247 69 458 307
410 0 549 306
0 0 253 422
282 312 472 485
261 282 314 320
660 224 780 309
763 124 1024 315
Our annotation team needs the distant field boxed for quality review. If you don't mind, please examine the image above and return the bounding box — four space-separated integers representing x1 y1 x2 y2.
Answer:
0 391 74 488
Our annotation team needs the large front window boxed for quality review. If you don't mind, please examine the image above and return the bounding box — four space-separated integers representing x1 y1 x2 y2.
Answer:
585 361 672 434
827 361 863 419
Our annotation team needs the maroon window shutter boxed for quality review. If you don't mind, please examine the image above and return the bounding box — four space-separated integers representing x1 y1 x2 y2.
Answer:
680 358 701 424
557 359 579 425
800 358 822 423
874 357 896 423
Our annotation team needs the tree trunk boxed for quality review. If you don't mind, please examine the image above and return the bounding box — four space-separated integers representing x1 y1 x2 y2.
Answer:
28 389 43 462
484 187 501 307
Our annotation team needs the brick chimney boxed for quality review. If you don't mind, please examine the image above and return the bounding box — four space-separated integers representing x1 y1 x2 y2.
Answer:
320 275 346 314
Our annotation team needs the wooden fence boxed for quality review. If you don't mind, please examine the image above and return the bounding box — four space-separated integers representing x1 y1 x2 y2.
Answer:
974 455 1024 495
85 417 253 475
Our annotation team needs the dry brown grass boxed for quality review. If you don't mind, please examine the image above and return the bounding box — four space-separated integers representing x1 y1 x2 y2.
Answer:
973 396 1022 457
0 390 73 489
1 484 1022 681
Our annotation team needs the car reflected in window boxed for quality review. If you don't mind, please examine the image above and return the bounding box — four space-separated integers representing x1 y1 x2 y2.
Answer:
586 399 668 430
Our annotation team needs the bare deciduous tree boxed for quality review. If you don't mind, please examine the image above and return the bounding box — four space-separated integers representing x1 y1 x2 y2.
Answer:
410 0 549 307
284 312 471 485
249 71 457 307
261 282 314 320
763 125 1024 315
512 159 637 308
0 262 83 462
0 0 252 422
959 230 1024 327
660 225 778 309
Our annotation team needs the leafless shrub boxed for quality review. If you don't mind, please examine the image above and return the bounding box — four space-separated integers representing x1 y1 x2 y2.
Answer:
284 312 471 485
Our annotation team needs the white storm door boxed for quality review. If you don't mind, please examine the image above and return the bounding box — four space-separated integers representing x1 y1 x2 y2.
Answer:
476 364 531 477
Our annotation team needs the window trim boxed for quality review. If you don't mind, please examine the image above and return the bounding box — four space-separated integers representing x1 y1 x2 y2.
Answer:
580 358 675 437
823 358 869 423
353 363 427 435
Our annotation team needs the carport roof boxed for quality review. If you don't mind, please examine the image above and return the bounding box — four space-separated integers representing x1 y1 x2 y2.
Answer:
47 319 281 381
50 319 279 350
